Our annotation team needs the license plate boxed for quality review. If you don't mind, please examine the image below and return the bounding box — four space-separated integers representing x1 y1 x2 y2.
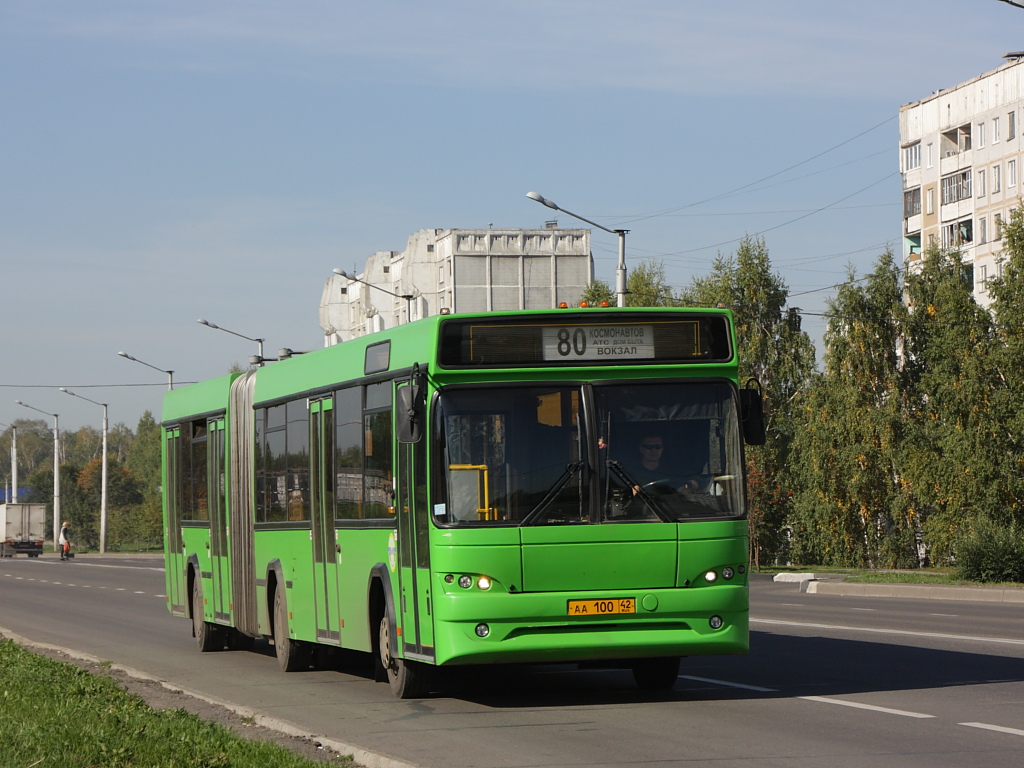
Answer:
567 598 636 616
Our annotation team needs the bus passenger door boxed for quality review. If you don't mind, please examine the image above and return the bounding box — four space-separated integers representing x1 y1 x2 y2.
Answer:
164 427 186 616
311 397 340 643
396 382 433 660
208 418 231 623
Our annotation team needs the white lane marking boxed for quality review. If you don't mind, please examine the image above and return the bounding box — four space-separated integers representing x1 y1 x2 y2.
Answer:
680 675 777 692
929 613 959 617
961 722 1024 737
134 591 145 594
753 618 1024 646
849 607 875 612
800 696 934 718
686 676 936 720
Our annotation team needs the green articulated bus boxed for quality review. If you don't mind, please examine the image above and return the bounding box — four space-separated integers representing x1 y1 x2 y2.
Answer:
162 307 765 698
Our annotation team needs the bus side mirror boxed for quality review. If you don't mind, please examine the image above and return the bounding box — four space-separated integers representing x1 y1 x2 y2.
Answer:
739 380 766 446
397 368 425 444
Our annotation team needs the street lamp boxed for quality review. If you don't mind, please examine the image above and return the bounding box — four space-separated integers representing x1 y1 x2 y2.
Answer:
197 318 266 362
60 388 108 553
333 268 415 323
118 351 174 390
526 191 629 308
0 422 17 504
14 401 60 552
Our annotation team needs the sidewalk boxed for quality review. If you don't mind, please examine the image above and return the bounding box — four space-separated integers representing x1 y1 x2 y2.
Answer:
773 573 1024 603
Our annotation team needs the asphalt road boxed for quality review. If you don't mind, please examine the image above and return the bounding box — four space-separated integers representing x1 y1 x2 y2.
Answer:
2 554 1022 768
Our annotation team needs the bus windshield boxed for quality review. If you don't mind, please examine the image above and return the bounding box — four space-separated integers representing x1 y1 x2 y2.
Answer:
436 381 745 526
596 381 745 522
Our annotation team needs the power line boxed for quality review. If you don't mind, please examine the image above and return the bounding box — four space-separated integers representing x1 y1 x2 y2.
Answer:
619 115 896 225
0 382 194 390
652 172 898 260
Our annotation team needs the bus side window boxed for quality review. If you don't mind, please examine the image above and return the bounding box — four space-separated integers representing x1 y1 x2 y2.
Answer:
334 386 363 520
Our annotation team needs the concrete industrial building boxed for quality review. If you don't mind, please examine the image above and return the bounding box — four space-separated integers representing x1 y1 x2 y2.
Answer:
319 226 594 344
900 53 1024 306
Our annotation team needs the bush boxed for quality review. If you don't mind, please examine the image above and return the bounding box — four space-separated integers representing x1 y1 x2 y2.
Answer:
954 516 1024 583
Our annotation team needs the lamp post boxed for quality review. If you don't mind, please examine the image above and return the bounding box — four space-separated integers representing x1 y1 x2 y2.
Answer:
60 389 108 553
333 268 415 323
526 191 629 308
14 401 60 551
197 319 266 362
0 422 16 504
118 351 174 390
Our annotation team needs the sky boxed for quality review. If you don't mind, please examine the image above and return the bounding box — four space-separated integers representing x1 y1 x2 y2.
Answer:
3 0 1024 433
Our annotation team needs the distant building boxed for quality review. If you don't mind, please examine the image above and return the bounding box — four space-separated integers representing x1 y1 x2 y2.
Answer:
320 227 593 344
900 53 1024 306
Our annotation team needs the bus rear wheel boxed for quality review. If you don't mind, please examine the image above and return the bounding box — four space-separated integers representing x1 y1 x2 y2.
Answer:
273 586 311 672
192 579 223 652
378 615 431 698
631 657 680 690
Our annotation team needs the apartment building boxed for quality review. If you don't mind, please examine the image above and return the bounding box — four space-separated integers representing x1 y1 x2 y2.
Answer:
319 226 593 344
900 53 1024 305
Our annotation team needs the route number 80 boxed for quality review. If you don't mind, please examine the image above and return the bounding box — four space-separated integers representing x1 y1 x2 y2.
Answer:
557 328 587 356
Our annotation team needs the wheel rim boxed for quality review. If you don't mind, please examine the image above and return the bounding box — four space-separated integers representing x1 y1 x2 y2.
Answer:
379 617 394 673
275 591 286 647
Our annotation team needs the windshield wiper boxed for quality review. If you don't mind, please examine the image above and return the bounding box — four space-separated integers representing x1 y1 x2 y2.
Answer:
521 462 584 526
606 460 672 522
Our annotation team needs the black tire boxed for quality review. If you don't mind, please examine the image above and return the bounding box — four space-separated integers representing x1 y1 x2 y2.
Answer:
378 614 431 698
192 579 223 652
273 586 311 672
631 657 680 690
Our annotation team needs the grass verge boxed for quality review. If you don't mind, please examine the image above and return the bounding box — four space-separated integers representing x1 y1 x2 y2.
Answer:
0 639 352 768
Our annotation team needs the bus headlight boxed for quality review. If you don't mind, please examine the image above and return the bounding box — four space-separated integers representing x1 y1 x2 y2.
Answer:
475 623 490 637
477 576 491 590
722 567 735 580
458 575 473 589
704 570 718 583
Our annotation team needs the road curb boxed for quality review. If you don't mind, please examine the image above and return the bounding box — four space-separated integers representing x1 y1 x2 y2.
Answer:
0 626 421 768
800 580 1024 603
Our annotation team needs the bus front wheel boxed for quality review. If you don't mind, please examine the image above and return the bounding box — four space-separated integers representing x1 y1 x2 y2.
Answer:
378 615 431 698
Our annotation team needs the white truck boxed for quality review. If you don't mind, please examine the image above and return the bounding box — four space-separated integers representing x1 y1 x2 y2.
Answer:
0 504 46 557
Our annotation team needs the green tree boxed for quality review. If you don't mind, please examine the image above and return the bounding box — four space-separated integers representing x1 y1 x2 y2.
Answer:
901 246 995 563
23 462 86 545
625 259 677 306
790 253 918 567
77 457 146 550
2 420 56 478
681 236 816 566
982 205 1024 528
123 411 163 550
